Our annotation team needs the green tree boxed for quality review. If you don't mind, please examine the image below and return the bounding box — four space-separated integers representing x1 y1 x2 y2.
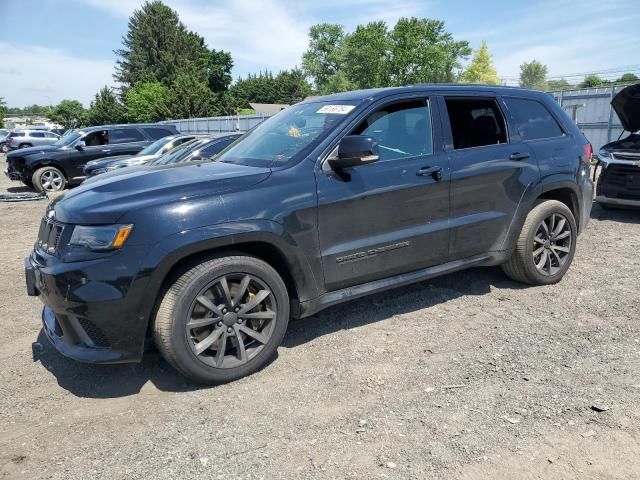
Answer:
273 68 312 104
87 86 126 125
124 82 170 123
0 97 6 128
519 60 548 90
547 78 572 91
616 73 638 84
114 1 210 90
207 49 234 93
302 24 346 93
166 74 217 119
49 100 87 129
387 18 471 85
342 21 390 89
460 41 500 85
580 74 608 88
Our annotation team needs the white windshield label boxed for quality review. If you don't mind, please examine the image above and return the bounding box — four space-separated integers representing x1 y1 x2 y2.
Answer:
316 105 355 114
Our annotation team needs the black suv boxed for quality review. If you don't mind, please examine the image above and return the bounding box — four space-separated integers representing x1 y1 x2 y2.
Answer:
5 123 178 192
25 86 593 384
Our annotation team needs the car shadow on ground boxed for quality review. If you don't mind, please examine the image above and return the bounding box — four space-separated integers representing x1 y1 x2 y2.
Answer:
590 201 640 224
33 266 525 398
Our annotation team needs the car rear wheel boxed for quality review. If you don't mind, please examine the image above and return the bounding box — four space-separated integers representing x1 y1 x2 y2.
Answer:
0 143 7 153
19 143 32 149
153 255 289 384
501 200 577 285
32 166 66 193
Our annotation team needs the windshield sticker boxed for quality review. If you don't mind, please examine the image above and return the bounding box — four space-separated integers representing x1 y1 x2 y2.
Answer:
316 105 355 115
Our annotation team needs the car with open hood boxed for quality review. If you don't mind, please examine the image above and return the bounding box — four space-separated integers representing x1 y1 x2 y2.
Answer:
25 85 593 384
595 83 640 208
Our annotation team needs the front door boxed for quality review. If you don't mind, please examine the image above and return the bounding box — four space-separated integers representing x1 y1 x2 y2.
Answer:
316 97 450 292
440 95 539 259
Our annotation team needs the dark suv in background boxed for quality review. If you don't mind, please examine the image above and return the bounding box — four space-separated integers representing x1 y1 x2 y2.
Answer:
5 123 178 192
26 86 593 384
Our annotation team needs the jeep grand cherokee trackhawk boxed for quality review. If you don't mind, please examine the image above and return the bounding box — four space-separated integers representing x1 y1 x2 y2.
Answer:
25 86 593 384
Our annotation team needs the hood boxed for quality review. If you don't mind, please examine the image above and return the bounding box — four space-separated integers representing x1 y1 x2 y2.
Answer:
611 83 640 133
54 161 271 224
6 144 59 158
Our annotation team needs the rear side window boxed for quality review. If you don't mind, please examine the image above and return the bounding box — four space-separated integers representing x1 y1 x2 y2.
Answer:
352 99 433 161
31 132 45 138
503 98 564 140
143 127 175 140
109 128 145 144
445 97 508 149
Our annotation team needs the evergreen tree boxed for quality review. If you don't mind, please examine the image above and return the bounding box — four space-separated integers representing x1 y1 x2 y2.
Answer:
460 41 500 85
87 86 126 125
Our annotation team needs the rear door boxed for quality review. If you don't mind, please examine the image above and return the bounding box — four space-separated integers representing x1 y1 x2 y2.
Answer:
106 127 149 156
440 94 538 259
316 95 450 291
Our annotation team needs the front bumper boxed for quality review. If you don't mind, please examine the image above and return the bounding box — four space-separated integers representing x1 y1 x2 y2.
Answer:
26 246 154 364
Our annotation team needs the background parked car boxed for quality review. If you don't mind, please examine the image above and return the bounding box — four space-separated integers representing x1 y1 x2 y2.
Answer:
149 133 242 166
0 129 9 152
4 123 179 192
594 83 640 209
4 129 60 151
83 133 200 177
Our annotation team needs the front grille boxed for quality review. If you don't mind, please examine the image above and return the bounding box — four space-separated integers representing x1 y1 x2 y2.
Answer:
599 164 640 201
77 319 110 347
37 217 64 254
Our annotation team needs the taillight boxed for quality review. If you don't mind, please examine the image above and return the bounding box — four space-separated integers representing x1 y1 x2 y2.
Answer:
7 137 13 144
581 142 593 166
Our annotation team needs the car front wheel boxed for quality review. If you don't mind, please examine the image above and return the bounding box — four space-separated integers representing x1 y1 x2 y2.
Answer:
32 166 67 193
501 200 577 285
153 255 289 384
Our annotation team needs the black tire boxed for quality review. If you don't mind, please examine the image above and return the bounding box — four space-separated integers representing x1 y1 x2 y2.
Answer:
19 143 32 149
0 143 7 153
501 200 577 285
153 255 289 384
32 166 66 192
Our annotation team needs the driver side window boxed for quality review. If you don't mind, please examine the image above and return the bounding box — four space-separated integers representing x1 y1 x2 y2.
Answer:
352 99 433 161
83 130 108 147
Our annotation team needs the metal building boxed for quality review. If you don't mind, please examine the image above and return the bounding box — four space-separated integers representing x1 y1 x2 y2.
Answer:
549 85 633 151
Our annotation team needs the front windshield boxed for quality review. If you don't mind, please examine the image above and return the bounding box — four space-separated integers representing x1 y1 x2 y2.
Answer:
214 100 360 167
53 130 82 147
150 139 204 166
139 136 174 155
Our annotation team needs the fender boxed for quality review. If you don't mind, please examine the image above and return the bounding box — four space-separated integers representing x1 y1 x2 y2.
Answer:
136 219 322 324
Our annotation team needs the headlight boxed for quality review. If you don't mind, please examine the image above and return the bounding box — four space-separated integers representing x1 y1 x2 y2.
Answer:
597 151 611 163
69 224 133 250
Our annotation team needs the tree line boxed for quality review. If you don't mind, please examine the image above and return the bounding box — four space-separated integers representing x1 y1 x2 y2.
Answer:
1 0 638 130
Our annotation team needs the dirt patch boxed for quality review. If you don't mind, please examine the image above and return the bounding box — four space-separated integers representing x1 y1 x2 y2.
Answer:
1 154 639 479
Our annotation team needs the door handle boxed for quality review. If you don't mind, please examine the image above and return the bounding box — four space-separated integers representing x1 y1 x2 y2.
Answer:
416 166 443 181
509 152 530 161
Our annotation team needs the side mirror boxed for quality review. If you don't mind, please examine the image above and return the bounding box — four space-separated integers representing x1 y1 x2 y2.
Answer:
75 140 86 151
331 135 379 169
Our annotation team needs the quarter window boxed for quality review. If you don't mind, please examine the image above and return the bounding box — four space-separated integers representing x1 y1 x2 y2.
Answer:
503 98 564 140
352 100 433 161
445 97 508 150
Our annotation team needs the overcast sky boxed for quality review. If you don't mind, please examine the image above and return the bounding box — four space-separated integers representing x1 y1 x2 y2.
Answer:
1 0 638 107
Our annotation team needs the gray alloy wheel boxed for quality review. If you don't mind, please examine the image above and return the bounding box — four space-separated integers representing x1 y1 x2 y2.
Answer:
153 255 289 384
0 143 7 153
186 273 277 369
501 200 577 285
532 212 572 276
33 166 66 192
19 143 32 149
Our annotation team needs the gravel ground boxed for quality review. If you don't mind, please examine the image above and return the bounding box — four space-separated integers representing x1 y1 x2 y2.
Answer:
1 154 639 479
